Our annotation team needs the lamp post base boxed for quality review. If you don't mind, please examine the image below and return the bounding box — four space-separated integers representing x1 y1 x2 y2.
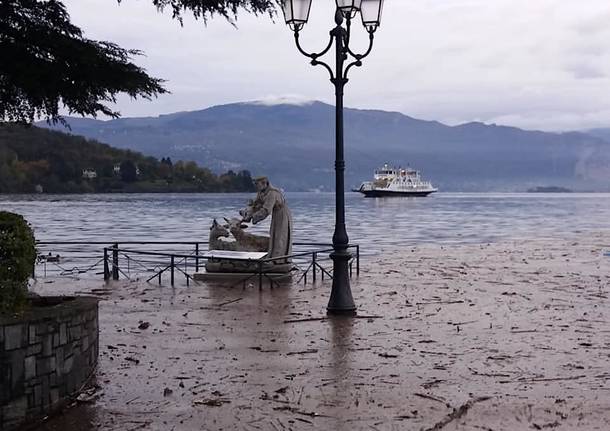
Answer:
327 250 356 316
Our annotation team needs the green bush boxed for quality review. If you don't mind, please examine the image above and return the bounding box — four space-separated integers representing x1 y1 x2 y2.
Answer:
0 212 36 313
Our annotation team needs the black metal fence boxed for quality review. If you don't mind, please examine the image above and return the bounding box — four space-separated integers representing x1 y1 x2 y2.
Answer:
35 241 360 288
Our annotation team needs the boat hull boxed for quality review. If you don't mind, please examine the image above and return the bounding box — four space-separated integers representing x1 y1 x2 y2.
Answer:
359 189 436 197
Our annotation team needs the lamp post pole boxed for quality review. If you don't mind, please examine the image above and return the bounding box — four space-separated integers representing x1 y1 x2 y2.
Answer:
282 0 384 315
327 10 355 315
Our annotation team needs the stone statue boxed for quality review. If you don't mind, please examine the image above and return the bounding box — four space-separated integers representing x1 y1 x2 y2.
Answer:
204 177 292 274
208 218 269 252
239 176 292 263
206 219 263 273
208 219 236 251
223 217 269 252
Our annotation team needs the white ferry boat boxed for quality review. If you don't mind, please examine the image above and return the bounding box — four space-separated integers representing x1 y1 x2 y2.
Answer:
355 163 438 197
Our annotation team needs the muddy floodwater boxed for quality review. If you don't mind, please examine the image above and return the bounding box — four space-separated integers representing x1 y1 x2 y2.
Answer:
27 230 610 430
2 193 610 429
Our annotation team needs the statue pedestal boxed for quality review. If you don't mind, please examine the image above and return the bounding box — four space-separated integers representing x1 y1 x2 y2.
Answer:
199 250 292 277
193 271 293 283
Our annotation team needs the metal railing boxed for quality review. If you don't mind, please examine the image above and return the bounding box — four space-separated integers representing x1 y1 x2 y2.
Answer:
35 241 360 288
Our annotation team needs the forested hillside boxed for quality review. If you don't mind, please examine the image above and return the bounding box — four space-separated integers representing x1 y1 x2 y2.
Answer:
42 101 610 192
0 124 255 193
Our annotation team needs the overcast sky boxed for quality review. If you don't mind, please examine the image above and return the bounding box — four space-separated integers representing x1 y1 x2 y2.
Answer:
63 0 610 132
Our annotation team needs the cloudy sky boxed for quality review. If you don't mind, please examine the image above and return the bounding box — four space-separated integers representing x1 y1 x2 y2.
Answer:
64 0 610 132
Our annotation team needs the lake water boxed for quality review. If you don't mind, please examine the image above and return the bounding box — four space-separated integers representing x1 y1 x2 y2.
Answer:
1 192 609 255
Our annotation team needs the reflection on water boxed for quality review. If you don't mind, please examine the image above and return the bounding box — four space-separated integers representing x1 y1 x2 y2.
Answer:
327 316 355 431
1 192 609 254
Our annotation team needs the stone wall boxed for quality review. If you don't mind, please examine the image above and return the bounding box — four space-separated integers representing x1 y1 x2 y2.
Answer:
0 297 99 430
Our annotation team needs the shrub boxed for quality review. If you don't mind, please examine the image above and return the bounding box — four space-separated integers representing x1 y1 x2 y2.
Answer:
0 212 36 313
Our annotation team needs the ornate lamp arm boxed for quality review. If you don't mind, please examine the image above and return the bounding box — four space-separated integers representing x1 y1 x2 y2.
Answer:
294 31 336 81
343 30 375 80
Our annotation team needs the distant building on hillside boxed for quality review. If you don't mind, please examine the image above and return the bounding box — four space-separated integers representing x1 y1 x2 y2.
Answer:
113 163 140 176
82 169 97 179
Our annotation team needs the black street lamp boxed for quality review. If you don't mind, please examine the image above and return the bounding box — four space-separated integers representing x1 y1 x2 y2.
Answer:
281 0 385 315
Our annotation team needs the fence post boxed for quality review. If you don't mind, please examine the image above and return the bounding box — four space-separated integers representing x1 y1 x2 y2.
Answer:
258 260 263 290
312 253 317 283
103 248 110 281
195 243 200 273
356 245 360 276
185 258 189 286
112 243 119 280
321 256 324 281
170 255 175 286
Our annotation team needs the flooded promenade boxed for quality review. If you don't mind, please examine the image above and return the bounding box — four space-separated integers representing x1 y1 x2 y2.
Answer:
32 231 610 430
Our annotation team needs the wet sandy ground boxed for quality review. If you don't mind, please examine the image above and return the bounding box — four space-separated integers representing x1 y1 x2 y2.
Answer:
33 232 610 430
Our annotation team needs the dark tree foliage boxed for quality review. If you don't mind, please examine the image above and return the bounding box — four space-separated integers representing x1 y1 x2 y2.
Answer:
0 211 36 313
0 0 279 125
139 0 278 23
120 160 138 182
0 0 167 124
0 124 256 193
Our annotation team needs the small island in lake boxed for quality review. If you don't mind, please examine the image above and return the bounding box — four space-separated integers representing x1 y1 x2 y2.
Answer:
526 186 573 193
0 124 255 194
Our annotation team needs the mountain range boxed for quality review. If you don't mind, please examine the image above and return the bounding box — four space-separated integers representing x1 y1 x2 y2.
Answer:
41 101 610 192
